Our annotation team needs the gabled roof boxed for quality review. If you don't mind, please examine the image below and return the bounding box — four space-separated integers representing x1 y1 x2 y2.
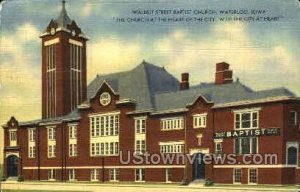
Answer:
88 61 296 112
87 61 180 110
154 82 295 111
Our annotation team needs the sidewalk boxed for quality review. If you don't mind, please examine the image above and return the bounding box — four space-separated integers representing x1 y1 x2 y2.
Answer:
1 181 300 192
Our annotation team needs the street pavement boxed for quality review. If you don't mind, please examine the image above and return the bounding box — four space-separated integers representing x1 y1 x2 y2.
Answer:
1 181 299 192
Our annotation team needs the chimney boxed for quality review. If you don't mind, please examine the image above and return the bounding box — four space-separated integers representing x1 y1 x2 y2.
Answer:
180 73 189 90
215 62 233 85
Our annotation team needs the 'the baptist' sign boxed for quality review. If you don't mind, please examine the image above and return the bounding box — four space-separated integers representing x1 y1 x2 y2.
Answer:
214 128 280 139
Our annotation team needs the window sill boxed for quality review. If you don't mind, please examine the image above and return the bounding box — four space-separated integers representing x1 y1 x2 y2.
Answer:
161 128 184 131
234 127 258 130
194 127 206 129
109 180 119 182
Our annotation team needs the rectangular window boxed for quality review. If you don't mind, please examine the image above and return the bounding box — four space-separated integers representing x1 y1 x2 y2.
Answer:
9 131 17 141
70 43 82 110
235 138 257 155
193 114 207 128
90 114 119 137
69 125 77 139
235 111 258 129
135 168 145 182
91 142 118 156
109 169 119 181
166 168 172 182
48 169 56 180
28 129 36 142
161 117 184 131
135 139 146 155
215 142 222 155
290 111 298 126
249 168 257 184
69 144 77 157
46 44 56 118
69 169 76 181
233 169 242 183
135 118 146 133
28 146 36 158
91 169 99 181
48 127 56 140
160 144 184 154
48 145 56 158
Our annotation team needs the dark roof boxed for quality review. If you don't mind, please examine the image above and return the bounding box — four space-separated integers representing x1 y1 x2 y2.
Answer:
55 0 72 28
154 82 295 111
88 61 295 112
87 61 180 110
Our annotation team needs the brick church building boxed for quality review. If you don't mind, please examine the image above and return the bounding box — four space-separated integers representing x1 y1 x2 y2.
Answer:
2 1 300 185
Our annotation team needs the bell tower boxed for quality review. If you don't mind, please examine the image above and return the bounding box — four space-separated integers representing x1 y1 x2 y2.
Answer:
40 0 88 119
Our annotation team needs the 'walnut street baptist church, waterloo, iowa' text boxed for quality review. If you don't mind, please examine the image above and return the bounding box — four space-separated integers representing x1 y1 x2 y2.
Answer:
2 1 300 185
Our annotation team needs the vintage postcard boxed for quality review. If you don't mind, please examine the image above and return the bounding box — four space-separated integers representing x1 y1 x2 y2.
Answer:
0 0 299 191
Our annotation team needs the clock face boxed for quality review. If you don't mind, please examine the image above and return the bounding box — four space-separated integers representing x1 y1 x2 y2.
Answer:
50 28 55 35
99 92 111 106
71 30 76 36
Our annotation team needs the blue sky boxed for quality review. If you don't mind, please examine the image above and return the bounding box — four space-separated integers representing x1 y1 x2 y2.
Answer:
0 0 299 158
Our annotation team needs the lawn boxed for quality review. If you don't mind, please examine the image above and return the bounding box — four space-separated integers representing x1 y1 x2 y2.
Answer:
0 164 2 177
2 190 87 192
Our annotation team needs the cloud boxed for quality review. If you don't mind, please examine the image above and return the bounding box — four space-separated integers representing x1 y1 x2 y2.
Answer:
80 2 93 17
0 23 41 124
153 22 300 94
87 37 142 81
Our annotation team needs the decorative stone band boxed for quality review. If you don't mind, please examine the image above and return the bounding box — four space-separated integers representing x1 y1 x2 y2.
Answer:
214 128 280 139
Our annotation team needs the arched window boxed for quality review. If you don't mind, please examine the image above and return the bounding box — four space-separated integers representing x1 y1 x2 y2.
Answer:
287 146 297 165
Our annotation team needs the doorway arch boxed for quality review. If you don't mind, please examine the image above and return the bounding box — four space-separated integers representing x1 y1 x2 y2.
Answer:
7 155 19 177
192 153 205 180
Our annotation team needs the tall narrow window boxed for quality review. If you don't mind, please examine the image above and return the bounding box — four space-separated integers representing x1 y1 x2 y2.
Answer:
290 111 298 126
135 139 146 155
47 126 56 158
69 169 76 181
91 169 99 181
70 42 83 111
215 141 223 155
48 169 56 180
249 169 257 184
166 168 172 183
109 169 119 181
28 128 36 158
135 169 145 182
135 118 146 133
286 142 298 165
69 125 78 157
9 130 17 147
233 169 241 183
46 44 56 118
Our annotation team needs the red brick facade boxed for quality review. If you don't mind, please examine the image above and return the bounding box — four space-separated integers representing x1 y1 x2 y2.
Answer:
2 2 300 185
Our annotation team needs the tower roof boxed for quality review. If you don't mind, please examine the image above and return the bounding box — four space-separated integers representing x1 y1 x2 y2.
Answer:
55 0 72 28
40 0 87 39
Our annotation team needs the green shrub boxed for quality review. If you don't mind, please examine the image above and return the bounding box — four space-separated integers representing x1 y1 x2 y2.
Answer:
204 178 214 186
0 176 6 181
17 175 24 182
